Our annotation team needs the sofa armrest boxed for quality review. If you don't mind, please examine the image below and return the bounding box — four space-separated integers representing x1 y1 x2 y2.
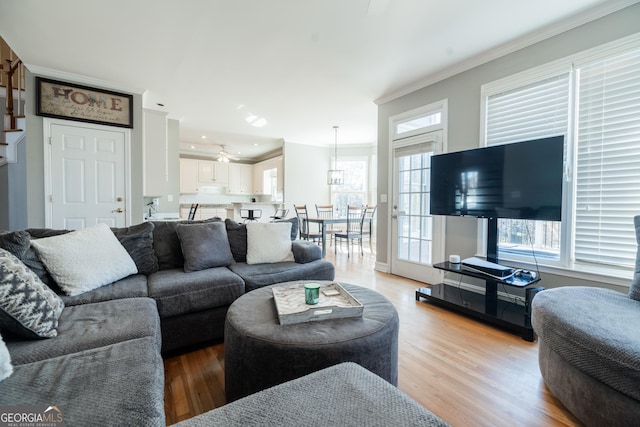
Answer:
292 240 322 263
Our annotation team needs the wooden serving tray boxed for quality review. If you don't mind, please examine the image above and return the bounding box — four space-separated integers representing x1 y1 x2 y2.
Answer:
272 282 364 325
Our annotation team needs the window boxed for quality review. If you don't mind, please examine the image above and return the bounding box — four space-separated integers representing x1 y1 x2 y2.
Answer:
482 35 640 275
331 158 367 215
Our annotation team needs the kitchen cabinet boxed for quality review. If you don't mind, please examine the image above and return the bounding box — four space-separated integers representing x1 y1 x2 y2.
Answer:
180 158 230 193
227 163 253 194
198 160 229 186
180 158 199 193
253 156 283 197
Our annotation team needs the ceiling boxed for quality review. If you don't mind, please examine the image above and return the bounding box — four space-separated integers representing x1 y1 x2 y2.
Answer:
0 0 633 161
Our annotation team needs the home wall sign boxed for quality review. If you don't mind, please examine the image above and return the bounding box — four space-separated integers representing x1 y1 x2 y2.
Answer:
36 77 133 128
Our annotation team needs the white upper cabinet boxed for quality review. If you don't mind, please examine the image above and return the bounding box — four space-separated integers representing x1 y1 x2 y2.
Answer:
227 163 253 194
198 161 229 186
180 158 199 193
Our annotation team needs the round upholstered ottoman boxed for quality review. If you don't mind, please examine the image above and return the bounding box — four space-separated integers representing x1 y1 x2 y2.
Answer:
224 281 399 402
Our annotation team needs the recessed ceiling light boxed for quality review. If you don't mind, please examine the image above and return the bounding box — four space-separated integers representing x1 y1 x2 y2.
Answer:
201 135 207 139
246 114 258 124
253 143 259 147
190 145 195 149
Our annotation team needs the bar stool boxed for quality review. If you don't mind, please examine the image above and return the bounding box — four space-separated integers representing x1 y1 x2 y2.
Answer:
241 208 262 222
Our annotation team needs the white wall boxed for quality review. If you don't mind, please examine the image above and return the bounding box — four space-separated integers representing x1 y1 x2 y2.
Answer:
283 142 331 211
376 3 640 292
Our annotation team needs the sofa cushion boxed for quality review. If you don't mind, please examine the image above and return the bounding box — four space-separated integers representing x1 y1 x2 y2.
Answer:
0 249 65 339
58 274 148 307
176 221 234 272
111 222 159 276
228 259 335 292
148 268 245 318
0 336 166 427
0 333 12 382
6 297 161 365
152 218 220 270
30 223 138 296
246 222 294 264
225 219 248 262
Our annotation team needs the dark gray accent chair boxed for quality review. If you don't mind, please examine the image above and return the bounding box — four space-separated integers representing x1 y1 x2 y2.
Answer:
532 215 640 427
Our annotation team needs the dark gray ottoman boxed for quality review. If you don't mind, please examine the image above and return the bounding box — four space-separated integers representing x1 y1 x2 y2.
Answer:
174 363 448 427
224 281 399 402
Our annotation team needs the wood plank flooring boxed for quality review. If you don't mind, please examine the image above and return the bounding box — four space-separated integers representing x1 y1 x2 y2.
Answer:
164 244 582 426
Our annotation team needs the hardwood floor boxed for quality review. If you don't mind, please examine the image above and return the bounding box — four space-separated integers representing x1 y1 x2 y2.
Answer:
164 244 582 426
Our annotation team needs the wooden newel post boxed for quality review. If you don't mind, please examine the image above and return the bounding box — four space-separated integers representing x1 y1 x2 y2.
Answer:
4 58 22 130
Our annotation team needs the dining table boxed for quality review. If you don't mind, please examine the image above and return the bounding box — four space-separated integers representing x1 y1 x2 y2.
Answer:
304 217 348 257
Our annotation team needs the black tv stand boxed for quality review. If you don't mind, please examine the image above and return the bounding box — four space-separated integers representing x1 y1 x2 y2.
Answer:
416 261 543 341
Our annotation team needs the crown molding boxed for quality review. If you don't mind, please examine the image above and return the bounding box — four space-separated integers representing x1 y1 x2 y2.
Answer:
374 0 639 105
24 64 144 95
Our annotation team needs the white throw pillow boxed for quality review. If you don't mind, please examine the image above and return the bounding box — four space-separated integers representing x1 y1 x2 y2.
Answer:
30 223 138 296
0 333 12 382
246 222 294 264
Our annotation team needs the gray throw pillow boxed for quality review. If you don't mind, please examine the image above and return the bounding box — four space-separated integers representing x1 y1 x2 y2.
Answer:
111 222 159 276
0 248 65 339
628 215 640 301
152 218 221 270
225 219 247 262
176 221 235 272
0 231 31 259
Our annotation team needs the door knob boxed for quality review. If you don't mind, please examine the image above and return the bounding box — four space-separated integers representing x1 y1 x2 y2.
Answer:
112 208 124 213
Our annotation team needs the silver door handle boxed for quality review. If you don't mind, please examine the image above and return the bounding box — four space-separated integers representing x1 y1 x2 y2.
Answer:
112 208 124 213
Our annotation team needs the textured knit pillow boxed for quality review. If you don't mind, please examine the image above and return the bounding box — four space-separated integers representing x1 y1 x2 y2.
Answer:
30 223 138 296
0 333 12 381
0 248 65 338
111 222 159 275
176 221 235 272
246 222 294 264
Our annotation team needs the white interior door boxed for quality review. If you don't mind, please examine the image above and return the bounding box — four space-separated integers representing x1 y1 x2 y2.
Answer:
390 130 444 284
47 121 128 229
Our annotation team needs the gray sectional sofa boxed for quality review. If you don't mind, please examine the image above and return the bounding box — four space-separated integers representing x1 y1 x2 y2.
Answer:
0 217 335 426
532 215 640 427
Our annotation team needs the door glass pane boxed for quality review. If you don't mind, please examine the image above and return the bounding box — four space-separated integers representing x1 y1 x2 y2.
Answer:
396 151 433 265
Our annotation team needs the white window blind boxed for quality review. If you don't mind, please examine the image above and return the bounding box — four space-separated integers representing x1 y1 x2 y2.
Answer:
485 73 570 146
574 48 640 267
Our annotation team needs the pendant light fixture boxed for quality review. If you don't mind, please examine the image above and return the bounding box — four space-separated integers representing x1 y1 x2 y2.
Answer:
327 125 344 185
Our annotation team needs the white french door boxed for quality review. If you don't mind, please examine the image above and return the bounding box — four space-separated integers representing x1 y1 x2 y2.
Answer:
390 130 444 284
45 120 130 229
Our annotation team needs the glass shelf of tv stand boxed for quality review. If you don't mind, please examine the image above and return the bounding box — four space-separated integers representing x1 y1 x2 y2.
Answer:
415 261 543 341
432 261 541 287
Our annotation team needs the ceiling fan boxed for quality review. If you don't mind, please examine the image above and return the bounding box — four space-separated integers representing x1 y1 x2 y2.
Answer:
217 145 240 163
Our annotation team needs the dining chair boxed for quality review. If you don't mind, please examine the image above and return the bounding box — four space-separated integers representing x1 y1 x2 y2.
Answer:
187 203 199 220
334 205 366 257
363 205 377 251
315 204 341 246
294 205 322 242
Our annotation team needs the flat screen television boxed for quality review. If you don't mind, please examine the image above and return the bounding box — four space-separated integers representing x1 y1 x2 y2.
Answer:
430 136 564 222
